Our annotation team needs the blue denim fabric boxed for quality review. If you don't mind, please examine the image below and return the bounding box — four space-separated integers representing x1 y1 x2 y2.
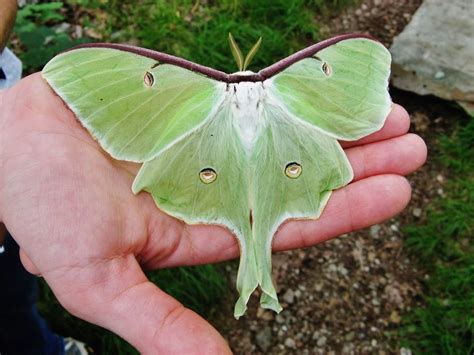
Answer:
0 232 64 355
0 48 22 89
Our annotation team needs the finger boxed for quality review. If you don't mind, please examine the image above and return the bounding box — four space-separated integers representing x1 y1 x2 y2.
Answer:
45 256 231 354
347 133 427 182
155 174 412 268
340 104 410 148
19 248 41 275
273 174 411 250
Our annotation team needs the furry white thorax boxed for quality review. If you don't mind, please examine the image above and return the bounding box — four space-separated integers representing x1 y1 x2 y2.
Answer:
229 79 266 154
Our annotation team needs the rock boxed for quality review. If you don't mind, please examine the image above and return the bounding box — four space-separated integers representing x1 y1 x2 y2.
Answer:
256 307 274 321
54 22 71 34
275 314 285 324
255 326 273 352
385 284 403 305
345 331 355 341
400 347 413 355
412 208 422 218
282 288 295 304
284 337 296 348
390 310 401 324
370 225 381 238
390 0 474 114
317 336 327 347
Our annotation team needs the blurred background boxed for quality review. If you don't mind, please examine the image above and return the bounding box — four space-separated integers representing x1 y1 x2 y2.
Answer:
8 0 473 354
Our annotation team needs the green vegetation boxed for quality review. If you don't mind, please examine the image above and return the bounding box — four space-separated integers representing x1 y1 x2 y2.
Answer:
13 0 358 72
13 2 87 70
12 0 357 352
400 117 474 355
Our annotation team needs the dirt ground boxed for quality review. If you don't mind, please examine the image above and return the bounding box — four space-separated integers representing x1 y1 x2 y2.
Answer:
210 1 465 353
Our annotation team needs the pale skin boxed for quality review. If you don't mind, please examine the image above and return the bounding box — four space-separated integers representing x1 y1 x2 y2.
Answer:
0 74 427 353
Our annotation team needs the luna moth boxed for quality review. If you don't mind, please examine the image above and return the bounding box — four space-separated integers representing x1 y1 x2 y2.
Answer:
41 33 391 318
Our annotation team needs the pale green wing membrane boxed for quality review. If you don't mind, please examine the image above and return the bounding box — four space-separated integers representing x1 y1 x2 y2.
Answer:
42 37 391 318
269 38 391 140
131 98 259 315
42 48 226 162
251 101 353 312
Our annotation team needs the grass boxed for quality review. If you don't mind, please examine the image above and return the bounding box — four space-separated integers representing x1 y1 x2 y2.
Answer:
399 117 474 355
14 0 358 73
11 0 358 353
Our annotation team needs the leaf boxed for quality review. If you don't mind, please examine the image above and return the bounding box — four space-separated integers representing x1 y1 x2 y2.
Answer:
243 37 262 71
228 32 244 72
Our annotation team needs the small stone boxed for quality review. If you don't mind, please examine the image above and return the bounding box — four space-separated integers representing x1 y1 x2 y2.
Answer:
317 336 327 347
283 289 295 304
284 338 296 348
294 289 302 298
275 314 285 324
338 265 349 276
434 70 445 79
390 310 401 324
436 174 445 183
371 339 378 347
390 224 399 232
255 326 272 352
256 307 274 320
412 208 422 217
370 225 381 238
400 347 413 355
371 298 381 306
345 331 355 341
54 22 71 34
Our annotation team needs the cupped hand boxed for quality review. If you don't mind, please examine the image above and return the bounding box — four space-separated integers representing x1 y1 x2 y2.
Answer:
0 73 426 354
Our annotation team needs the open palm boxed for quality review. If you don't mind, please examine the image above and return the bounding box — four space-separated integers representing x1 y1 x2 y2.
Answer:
0 74 426 354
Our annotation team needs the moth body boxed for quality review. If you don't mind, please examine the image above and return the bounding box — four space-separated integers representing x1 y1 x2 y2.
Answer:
229 80 265 154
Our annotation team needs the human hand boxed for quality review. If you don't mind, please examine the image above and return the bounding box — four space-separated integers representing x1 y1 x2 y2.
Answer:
0 73 426 354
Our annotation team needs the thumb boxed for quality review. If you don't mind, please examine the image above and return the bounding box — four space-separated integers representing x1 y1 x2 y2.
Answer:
44 254 231 354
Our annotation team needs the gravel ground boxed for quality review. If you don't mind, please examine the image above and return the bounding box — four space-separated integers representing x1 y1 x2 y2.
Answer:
209 1 465 353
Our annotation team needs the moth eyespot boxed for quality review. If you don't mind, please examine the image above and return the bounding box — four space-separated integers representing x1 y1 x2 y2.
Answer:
199 168 217 184
285 162 302 179
321 62 332 76
144 72 154 87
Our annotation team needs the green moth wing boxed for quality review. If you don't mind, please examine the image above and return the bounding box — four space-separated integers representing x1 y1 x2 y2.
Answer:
251 101 353 313
41 35 391 318
42 47 226 162
131 99 259 316
268 38 391 140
